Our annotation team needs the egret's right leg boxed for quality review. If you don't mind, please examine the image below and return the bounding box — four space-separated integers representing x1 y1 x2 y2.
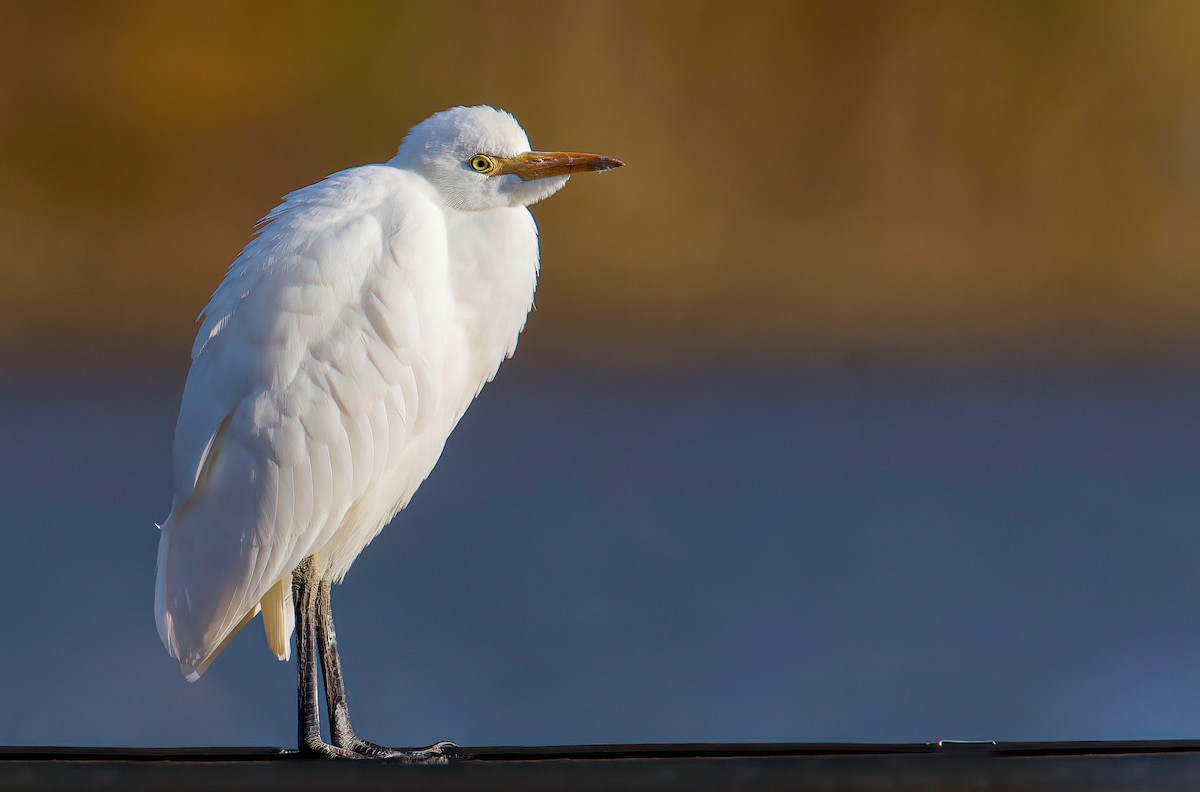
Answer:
315 577 453 762
314 577 392 757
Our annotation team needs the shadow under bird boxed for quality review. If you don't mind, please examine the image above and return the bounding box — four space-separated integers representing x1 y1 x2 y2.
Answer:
154 105 623 759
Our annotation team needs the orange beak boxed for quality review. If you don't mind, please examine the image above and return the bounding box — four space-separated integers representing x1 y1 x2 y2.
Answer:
494 151 624 181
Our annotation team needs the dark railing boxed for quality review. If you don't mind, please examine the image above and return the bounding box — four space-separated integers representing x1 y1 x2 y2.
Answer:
5 741 1200 791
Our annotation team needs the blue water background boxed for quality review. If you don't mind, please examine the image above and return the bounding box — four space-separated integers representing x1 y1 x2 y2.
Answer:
2 352 1198 747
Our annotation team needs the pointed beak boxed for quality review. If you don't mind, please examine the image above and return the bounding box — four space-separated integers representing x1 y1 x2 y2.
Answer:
494 151 624 181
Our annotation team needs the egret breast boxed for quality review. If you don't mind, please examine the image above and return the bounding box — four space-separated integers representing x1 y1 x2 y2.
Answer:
312 203 540 581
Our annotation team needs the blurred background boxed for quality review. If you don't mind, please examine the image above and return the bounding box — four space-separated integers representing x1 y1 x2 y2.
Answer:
2 0 1200 748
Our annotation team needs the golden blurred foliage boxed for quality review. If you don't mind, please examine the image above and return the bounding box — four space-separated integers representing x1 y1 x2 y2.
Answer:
2 0 1200 360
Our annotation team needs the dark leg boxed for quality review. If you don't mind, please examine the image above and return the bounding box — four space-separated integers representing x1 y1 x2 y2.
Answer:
293 559 357 758
315 577 392 757
314 576 454 762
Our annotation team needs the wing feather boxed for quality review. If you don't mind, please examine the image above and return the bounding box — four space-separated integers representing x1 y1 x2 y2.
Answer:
155 165 437 678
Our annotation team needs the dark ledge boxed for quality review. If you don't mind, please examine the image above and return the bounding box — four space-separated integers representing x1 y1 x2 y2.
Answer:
5 742 1200 791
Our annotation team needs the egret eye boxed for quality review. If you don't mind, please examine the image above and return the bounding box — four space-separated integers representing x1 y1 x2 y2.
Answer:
469 155 495 174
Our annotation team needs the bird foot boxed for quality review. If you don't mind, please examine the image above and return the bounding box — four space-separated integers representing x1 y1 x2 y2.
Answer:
329 736 457 762
299 735 366 760
380 740 457 763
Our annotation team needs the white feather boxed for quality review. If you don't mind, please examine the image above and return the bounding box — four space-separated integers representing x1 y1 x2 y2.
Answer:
154 105 608 680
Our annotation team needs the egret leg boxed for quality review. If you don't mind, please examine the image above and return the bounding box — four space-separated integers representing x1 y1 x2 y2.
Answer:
315 577 454 762
315 577 390 757
292 559 358 759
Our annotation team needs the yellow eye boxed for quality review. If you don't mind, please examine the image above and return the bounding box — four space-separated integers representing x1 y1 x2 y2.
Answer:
469 155 495 173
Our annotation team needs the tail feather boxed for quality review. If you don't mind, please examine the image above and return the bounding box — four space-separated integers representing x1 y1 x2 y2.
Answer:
156 517 295 680
260 578 294 661
154 400 308 679
181 605 260 682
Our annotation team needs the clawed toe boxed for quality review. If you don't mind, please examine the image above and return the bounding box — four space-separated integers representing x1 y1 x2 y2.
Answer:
374 740 457 763
320 736 457 762
300 738 365 760
402 740 457 763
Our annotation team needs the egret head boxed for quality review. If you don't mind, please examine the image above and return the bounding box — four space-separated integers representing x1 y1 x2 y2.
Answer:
392 105 623 212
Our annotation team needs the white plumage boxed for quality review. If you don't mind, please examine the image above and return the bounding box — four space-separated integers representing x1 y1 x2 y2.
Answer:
154 105 621 719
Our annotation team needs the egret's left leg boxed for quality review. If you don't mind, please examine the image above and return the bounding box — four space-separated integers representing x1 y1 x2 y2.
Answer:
315 578 453 762
314 578 390 757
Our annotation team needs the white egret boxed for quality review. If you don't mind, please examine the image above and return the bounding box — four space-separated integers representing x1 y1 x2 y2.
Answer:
154 105 622 759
